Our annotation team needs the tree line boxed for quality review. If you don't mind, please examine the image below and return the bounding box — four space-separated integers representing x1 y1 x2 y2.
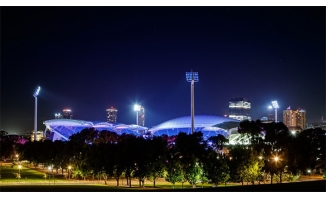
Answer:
1 120 325 187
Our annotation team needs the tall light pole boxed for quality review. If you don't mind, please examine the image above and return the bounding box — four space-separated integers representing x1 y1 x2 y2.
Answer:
271 100 279 122
134 104 141 125
186 71 199 134
33 86 41 141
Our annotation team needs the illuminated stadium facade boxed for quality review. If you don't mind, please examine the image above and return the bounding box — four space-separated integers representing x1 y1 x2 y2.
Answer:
43 119 148 141
43 115 243 144
148 115 241 142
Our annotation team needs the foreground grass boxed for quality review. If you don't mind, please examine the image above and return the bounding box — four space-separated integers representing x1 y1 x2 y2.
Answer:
0 164 222 189
1 163 325 192
1 180 326 192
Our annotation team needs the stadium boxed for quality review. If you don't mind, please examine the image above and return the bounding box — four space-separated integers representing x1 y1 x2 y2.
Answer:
43 115 243 144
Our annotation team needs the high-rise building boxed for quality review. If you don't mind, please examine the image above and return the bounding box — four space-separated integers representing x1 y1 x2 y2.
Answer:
267 109 275 121
138 106 145 126
63 109 73 119
106 107 118 123
283 108 306 130
228 98 251 121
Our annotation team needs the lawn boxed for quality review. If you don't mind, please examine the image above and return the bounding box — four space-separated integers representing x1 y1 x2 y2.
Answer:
0 163 223 189
2 163 325 192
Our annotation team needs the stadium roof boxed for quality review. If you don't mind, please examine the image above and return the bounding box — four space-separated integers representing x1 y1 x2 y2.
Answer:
43 119 148 141
148 115 240 139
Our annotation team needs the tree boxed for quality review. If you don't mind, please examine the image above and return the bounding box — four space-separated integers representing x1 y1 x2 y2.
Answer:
202 148 230 187
164 153 183 189
262 122 291 183
173 132 206 188
242 150 264 185
146 136 168 187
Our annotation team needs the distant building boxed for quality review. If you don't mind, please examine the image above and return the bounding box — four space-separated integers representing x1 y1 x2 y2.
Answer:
138 106 145 126
106 107 118 123
63 109 73 119
283 108 306 130
228 98 251 121
55 113 63 119
267 109 275 121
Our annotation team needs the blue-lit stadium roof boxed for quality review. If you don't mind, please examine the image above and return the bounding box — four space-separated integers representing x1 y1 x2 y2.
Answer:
43 119 148 141
148 115 240 139
43 115 241 142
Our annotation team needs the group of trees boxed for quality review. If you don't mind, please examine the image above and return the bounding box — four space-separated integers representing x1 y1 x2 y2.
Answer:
1 120 325 187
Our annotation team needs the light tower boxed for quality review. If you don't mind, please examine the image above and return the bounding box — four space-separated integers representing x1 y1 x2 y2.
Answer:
271 100 279 122
134 104 141 125
33 86 41 141
186 71 199 134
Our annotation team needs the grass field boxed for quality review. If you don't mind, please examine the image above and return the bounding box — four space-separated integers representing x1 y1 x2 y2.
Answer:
1 162 325 192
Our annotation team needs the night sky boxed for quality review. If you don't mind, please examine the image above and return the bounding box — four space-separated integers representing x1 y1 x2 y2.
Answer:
1 6 325 134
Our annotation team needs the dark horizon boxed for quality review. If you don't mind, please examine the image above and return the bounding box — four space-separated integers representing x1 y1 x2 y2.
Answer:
1 6 325 133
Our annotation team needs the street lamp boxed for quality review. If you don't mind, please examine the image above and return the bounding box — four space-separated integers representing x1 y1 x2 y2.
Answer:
307 169 311 180
186 70 199 134
134 104 141 125
18 165 22 180
271 100 279 122
33 86 41 141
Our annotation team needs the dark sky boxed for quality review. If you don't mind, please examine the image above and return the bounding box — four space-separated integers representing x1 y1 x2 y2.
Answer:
1 6 325 133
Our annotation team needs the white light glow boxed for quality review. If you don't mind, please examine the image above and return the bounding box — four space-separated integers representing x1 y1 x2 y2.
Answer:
33 86 41 97
134 104 141 111
271 101 279 109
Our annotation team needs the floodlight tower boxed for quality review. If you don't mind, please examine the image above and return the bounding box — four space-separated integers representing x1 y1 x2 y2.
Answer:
134 104 141 125
186 71 199 134
271 100 279 122
33 86 41 141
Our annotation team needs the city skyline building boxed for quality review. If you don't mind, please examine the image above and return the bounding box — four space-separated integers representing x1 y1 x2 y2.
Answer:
283 107 307 130
106 106 118 123
55 113 63 119
228 97 251 121
62 109 73 119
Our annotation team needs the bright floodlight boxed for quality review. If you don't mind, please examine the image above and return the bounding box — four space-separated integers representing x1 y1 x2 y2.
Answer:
271 101 279 109
268 105 273 109
33 86 41 97
134 104 141 112
186 72 199 82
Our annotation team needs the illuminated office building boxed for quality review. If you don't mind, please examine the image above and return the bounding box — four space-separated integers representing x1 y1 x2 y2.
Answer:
228 98 251 121
63 109 73 119
106 107 118 123
283 108 306 130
